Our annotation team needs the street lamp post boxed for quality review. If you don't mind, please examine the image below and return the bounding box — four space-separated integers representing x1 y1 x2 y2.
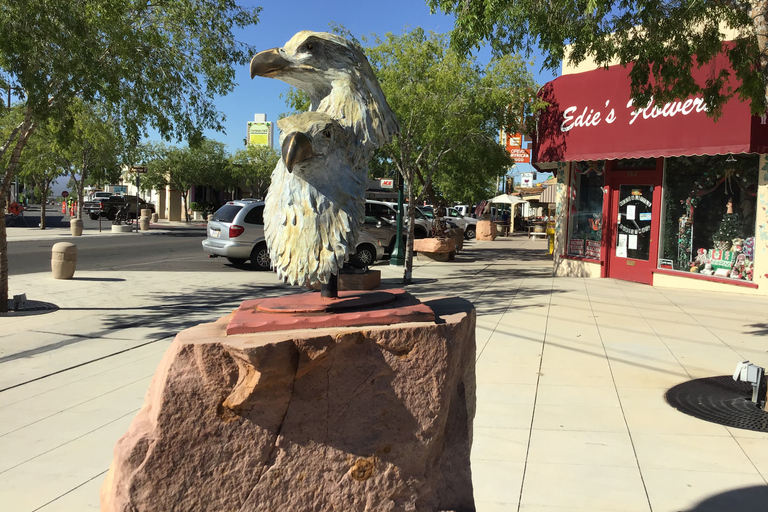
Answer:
389 172 405 266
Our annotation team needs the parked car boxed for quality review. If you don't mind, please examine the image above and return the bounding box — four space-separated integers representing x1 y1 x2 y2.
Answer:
361 213 398 255
421 206 478 239
352 230 385 266
202 199 271 270
203 200 385 271
365 200 431 239
82 194 155 221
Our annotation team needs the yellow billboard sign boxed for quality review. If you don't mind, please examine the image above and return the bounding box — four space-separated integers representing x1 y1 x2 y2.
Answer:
247 122 271 147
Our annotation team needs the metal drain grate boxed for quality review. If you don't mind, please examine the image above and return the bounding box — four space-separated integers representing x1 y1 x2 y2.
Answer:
665 376 768 432
1 300 59 317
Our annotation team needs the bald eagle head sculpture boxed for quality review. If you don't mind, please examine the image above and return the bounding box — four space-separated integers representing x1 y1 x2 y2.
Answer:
250 31 399 164
264 112 364 286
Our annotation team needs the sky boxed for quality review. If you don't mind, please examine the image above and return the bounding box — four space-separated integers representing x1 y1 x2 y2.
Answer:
158 0 559 185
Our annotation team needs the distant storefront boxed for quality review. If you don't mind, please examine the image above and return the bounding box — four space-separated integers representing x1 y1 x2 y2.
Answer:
533 49 768 294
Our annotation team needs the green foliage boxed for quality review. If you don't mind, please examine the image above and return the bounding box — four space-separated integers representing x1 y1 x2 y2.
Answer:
713 212 743 243
279 88 312 119
427 0 767 116
0 0 261 142
230 144 279 198
45 100 126 216
145 139 230 221
365 28 540 204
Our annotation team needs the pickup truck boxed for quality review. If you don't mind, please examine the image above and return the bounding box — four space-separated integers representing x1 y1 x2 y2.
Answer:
83 195 156 221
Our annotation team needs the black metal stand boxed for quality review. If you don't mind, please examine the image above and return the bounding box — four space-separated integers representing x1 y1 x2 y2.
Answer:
320 273 338 298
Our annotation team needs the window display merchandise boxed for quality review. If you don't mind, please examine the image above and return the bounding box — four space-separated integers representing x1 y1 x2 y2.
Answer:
660 155 757 281
567 161 604 259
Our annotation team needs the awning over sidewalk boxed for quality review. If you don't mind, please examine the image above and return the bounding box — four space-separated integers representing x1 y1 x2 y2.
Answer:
534 51 768 163
539 184 556 204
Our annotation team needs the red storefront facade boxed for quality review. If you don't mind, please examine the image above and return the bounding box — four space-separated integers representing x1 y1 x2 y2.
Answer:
534 53 768 293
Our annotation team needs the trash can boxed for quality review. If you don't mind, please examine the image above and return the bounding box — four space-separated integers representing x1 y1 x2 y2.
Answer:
52 242 77 279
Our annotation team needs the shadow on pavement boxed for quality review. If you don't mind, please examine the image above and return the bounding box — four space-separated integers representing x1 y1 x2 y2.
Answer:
72 277 127 282
98 283 294 337
746 323 768 336
683 485 768 511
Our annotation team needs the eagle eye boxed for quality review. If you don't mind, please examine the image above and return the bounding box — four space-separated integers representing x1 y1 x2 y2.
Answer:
306 43 314 51
323 129 331 139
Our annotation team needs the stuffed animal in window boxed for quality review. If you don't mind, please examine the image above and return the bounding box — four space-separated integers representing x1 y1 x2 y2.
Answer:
700 262 714 276
692 248 709 270
730 253 747 279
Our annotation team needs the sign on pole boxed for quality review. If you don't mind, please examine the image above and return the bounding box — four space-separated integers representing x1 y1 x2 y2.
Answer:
380 179 394 189
61 191 69 198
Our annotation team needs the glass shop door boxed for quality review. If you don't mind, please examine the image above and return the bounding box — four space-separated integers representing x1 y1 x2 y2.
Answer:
606 168 662 284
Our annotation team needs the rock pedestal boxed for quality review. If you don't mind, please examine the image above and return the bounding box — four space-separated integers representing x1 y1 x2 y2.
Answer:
51 242 77 279
476 220 496 241
413 238 456 262
101 296 476 512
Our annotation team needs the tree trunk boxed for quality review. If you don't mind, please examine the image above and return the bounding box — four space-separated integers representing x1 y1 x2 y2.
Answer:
0 114 35 313
182 193 189 222
403 173 416 285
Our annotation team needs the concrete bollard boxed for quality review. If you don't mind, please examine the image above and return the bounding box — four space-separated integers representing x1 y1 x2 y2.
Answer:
151 213 159 223
139 209 152 231
51 242 77 279
70 218 83 237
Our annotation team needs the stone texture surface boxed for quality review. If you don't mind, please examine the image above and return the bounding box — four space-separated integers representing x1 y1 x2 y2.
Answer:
476 220 496 241
101 297 476 512
51 242 77 279
418 250 455 262
413 238 456 253
448 227 465 253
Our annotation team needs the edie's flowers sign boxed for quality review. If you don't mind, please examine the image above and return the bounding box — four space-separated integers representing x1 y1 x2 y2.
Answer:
535 50 768 162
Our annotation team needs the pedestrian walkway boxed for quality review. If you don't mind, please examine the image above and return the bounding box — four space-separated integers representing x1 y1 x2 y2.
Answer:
1 235 767 511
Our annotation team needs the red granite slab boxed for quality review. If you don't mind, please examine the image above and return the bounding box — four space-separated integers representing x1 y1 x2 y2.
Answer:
226 289 435 335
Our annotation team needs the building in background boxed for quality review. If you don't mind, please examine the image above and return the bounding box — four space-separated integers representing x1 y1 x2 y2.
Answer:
247 114 274 148
533 35 768 295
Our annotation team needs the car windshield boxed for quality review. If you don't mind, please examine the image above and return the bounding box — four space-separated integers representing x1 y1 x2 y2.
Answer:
211 204 242 223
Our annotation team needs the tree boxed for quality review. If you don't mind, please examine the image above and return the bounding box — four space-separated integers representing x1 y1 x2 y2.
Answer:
51 101 125 219
230 145 279 199
16 124 66 229
147 139 229 222
427 0 768 118
365 28 541 282
0 0 260 311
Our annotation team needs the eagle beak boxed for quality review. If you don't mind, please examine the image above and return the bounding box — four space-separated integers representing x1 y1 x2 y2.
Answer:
282 132 313 173
250 48 290 79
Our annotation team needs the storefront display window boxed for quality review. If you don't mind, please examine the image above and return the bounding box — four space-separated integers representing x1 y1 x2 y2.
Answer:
660 155 758 281
567 161 605 258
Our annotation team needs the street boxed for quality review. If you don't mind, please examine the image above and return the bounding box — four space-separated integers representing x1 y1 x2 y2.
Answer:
5 206 247 276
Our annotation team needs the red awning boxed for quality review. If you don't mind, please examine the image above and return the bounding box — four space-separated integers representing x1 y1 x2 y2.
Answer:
534 53 768 163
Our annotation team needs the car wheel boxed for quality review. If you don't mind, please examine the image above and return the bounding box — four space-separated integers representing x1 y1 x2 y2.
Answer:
250 243 271 270
355 244 377 266
226 257 248 266
464 226 476 239
414 228 427 239
88 213 99 221
106 208 116 221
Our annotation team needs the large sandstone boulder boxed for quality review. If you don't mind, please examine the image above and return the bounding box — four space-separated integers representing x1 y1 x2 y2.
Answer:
101 297 476 512
475 220 496 241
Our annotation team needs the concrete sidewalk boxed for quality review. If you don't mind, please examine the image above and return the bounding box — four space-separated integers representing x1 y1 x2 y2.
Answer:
1 235 767 511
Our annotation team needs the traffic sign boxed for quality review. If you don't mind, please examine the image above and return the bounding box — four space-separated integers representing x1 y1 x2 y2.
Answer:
62 191 69 198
